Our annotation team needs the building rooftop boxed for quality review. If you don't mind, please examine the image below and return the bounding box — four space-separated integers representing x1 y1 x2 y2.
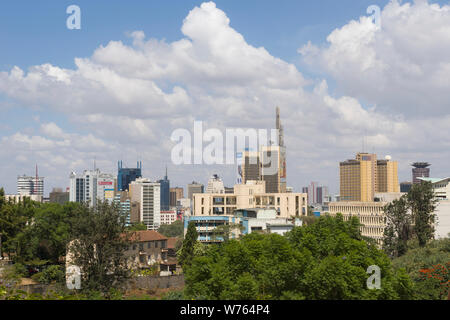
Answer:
417 177 444 184
126 230 168 242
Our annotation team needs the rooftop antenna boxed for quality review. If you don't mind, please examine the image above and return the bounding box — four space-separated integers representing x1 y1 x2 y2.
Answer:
34 164 38 195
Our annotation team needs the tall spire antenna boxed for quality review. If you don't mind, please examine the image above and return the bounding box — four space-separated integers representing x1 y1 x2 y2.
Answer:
165 165 168 180
35 164 38 195
276 106 284 147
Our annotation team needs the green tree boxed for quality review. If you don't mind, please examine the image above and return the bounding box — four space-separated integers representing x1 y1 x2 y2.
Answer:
184 215 413 300
68 201 131 297
392 237 450 300
407 181 437 247
126 222 147 231
382 196 413 258
158 219 184 237
210 223 245 242
178 221 198 269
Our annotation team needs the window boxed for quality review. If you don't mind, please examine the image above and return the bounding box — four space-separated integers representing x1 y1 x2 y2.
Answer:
147 242 151 249
155 241 158 248
139 243 144 251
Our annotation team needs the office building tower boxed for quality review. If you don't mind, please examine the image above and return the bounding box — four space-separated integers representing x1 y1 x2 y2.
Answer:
340 153 377 202
158 167 170 211
188 182 204 201
17 171 44 196
49 188 69 205
261 107 287 193
376 156 400 192
129 178 161 230
340 153 400 201
400 182 412 193
117 161 142 192
241 150 260 184
206 174 225 194
169 187 184 207
316 186 329 205
69 169 115 207
302 183 329 205
412 162 431 184
114 191 131 226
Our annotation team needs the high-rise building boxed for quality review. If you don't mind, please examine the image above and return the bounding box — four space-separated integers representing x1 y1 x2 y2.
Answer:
113 191 131 226
340 153 399 201
412 162 430 184
169 187 184 207
206 174 225 194
376 156 400 192
117 161 142 192
260 107 287 193
69 169 115 207
400 181 412 193
241 150 260 184
17 173 44 196
188 182 204 201
340 153 377 202
302 183 329 205
129 178 161 230
158 167 170 211
49 188 69 204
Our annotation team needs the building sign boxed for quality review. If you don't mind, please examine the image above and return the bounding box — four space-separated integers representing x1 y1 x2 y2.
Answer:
98 181 113 186
104 189 115 200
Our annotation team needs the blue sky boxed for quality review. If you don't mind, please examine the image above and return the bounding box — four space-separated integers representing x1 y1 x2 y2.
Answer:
1 0 449 195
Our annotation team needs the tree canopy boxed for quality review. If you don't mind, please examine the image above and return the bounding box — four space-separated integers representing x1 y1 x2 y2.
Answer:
184 214 413 300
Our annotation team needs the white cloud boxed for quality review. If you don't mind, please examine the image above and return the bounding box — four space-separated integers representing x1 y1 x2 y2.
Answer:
0 1 449 195
299 0 450 118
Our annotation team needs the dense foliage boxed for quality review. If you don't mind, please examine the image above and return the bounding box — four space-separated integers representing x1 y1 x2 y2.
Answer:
184 215 414 300
392 238 450 300
158 219 184 238
383 181 437 257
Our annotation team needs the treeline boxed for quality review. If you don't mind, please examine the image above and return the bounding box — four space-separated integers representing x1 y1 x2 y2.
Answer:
0 188 136 298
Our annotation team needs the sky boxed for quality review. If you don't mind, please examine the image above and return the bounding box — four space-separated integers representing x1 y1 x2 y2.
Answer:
0 0 449 196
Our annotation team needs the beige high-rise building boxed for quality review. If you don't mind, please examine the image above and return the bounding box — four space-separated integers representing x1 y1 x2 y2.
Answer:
340 153 376 202
340 153 399 202
376 158 400 193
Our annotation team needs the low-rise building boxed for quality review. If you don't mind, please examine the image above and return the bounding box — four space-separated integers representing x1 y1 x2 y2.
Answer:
193 180 307 218
160 210 177 225
328 201 389 245
124 230 170 271
419 177 450 239
185 208 300 243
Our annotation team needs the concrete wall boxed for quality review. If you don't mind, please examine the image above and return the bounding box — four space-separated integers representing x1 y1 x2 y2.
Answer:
13 275 185 295
126 274 184 291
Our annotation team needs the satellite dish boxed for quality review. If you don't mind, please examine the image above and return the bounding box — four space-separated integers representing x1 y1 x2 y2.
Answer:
385 155 392 160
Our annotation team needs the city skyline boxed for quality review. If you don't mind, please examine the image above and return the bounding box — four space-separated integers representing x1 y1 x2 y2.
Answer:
1 0 450 196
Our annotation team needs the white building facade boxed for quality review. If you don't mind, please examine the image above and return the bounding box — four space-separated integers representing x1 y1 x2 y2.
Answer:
69 169 116 207
129 178 161 231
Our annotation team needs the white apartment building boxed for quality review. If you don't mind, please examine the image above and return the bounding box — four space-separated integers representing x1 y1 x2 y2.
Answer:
129 178 161 231
17 175 44 196
206 174 225 194
69 169 115 207
419 177 450 239
160 210 177 225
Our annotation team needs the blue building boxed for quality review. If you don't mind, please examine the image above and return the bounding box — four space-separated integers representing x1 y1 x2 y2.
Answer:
117 161 142 192
158 167 170 211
